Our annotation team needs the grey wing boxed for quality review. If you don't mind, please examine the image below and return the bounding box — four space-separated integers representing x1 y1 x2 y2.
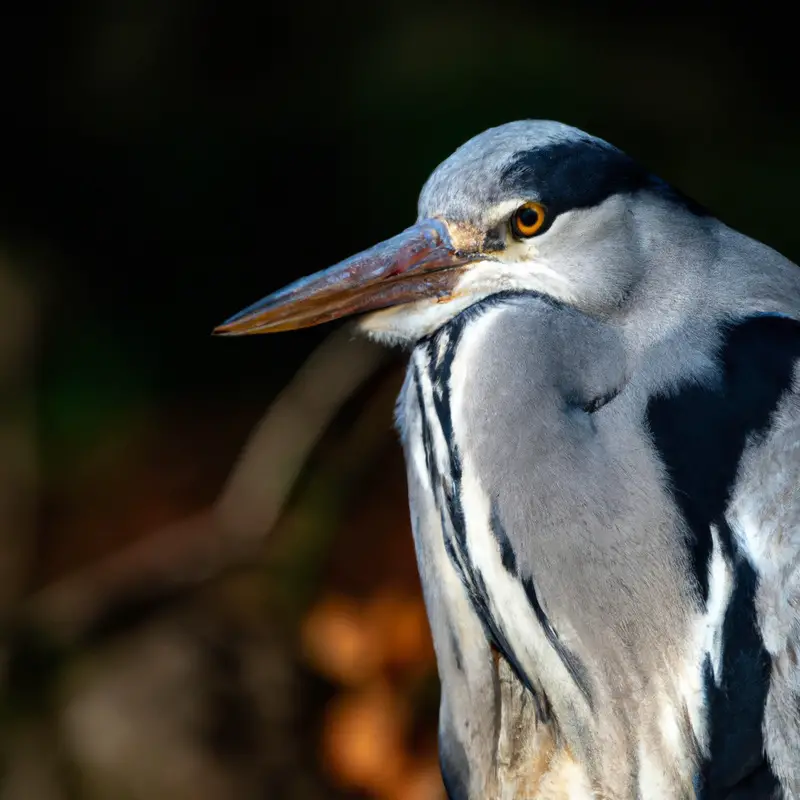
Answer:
399 367 578 799
728 375 800 798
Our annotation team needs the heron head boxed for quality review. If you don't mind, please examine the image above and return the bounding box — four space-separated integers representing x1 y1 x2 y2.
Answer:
215 121 706 344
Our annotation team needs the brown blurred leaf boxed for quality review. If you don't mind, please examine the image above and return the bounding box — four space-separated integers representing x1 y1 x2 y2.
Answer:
300 594 379 686
321 681 408 795
363 590 434 672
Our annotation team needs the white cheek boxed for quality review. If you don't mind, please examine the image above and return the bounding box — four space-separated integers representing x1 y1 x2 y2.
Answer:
358 294 486 344
454 257 578 305
357 253 579 345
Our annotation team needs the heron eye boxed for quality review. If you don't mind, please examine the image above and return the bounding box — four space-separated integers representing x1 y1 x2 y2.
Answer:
511 201 546 238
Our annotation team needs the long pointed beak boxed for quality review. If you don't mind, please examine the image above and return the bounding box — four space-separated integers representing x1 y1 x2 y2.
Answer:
213 218 481 335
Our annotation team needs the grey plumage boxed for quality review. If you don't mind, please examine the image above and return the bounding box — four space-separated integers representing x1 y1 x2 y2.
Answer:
218 120 800 797
399 298 800 797
400 123 800 798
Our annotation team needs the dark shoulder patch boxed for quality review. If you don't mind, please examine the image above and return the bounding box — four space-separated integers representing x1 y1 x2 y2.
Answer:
646 315 800 601
649 315 800 795
697 525 777 796
501 139 707 220
722 314 800 410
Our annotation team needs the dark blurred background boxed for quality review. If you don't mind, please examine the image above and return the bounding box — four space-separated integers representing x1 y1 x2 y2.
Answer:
0 2 798 798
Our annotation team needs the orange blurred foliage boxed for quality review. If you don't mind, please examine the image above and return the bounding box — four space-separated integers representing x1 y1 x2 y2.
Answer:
302 590 434 684
321 682 407 794
302 594 382 686
302 589 442 799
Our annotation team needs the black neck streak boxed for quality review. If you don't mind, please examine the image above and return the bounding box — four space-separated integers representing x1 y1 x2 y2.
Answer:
414 300 595 719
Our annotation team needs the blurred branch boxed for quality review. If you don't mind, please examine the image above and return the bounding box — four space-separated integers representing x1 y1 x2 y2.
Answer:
214 325 387 542
21 324 388 644
0 253 39 615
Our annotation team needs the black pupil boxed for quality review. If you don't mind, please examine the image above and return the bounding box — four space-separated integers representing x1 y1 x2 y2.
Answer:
517 205 540 230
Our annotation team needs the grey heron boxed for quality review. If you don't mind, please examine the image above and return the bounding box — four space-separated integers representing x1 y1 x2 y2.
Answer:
216 121 800 798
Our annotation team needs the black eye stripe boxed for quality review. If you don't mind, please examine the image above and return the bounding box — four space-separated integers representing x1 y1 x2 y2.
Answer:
501 140 708 218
